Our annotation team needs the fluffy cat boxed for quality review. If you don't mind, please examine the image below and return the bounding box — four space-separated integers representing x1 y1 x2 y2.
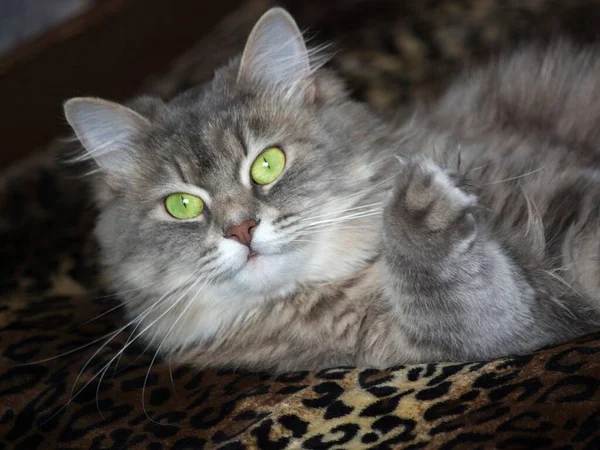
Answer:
64 8 600 372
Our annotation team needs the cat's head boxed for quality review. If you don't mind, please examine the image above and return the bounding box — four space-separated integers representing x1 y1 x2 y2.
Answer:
64 8 385 313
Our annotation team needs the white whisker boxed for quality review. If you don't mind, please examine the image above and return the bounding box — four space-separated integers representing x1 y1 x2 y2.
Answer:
69 272 198 408
84 271 206 420
300 225 373 237
467 155 513 173
140 263 224 424
74 292 145 330
300 202 384 222
478 167 544 186
302 209 383 229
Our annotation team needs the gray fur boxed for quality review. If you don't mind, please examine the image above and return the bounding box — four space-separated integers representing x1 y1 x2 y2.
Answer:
64 8 600 372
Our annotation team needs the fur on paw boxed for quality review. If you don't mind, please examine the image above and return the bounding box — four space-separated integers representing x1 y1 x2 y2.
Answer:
384 158 478 259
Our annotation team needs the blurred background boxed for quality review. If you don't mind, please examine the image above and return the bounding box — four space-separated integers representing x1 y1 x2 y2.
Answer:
0 0 91 56
0 0 244 169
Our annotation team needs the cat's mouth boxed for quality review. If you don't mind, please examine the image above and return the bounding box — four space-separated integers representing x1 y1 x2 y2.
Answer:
247 251 259 261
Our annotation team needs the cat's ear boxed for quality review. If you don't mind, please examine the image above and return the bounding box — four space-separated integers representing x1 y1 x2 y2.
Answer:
63 97 150 174
237 8 315 100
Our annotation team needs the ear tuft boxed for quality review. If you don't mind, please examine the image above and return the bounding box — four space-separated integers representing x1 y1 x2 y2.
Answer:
237 8 320 95
64 97 150 174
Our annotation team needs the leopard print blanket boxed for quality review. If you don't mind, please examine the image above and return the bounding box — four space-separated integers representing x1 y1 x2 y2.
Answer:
2 1 600 448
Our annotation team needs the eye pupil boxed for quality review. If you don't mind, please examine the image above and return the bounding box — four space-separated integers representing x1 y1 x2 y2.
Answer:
250 147 286 185
165 193 204 219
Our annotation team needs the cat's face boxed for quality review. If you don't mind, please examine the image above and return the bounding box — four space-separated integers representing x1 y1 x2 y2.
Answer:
92 85 382 300
65 8 386 314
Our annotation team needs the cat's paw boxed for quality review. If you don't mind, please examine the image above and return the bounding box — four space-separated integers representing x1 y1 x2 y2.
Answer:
384 158 478 260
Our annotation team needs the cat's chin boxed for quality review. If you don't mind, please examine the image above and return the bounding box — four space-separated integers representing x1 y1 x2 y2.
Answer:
230 251 300 297
236 251 279 276
215 238 305 297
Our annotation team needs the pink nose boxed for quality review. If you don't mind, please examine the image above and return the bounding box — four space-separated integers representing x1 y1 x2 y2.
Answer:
225 219 257 247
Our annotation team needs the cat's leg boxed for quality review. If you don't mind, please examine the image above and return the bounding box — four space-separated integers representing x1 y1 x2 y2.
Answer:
382 158 539 361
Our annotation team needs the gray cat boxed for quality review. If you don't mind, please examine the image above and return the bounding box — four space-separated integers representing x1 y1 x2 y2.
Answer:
64 8 600 372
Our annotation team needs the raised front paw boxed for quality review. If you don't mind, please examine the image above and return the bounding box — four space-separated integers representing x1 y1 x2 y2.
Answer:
384 158 478 260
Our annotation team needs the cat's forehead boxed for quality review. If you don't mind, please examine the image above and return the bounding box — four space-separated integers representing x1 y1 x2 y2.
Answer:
169 92 276 143
166 87 306 152
141 97 280 189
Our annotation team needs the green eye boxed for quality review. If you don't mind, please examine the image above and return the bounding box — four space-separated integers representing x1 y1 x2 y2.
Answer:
250 147 286 185
165 193 204 219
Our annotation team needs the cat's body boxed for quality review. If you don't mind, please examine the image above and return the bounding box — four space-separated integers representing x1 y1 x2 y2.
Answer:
65 9 600 372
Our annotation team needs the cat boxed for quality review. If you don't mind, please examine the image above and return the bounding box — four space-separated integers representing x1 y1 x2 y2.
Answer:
63 7 600 372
